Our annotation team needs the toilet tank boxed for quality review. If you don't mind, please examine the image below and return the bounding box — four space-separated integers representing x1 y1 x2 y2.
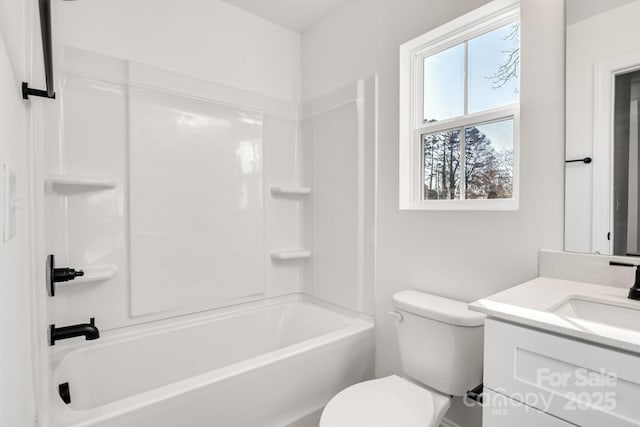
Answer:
391 290 486 396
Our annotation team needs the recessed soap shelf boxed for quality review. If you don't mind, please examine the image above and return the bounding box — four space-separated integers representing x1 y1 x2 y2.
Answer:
270 186 311 199
45 175 117 193
270 250 311 261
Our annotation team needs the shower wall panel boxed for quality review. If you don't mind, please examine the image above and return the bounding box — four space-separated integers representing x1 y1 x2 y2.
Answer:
301 77 377 315
45 47 303 329
128 88 265 316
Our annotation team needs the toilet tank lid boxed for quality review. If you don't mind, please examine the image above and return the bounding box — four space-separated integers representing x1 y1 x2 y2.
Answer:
392 291 485 327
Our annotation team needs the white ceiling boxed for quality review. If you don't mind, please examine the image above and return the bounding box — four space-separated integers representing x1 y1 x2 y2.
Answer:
220 0 349 32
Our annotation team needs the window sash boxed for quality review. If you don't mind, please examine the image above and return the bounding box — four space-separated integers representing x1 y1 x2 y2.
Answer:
415 16 519 129
418 113 516 202
410 106 519 210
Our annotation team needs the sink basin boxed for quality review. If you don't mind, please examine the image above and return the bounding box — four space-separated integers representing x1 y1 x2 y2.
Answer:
552 297 640 333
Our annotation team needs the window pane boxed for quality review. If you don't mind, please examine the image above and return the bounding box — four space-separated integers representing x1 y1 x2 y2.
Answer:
464 119 513 199
423 44 465 123
423 129 461 200
468 23 520 113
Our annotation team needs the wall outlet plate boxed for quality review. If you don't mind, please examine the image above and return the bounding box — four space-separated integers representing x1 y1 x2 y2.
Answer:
3 163 17 242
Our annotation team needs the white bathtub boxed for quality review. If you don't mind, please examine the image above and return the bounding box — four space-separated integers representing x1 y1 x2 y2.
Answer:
49 295 374 427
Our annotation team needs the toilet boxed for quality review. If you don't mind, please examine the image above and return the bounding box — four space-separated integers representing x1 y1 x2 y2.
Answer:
320 290 486 427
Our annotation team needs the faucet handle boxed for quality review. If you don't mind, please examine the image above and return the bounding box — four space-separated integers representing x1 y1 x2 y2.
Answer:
609 261 640 300
46 254 85 297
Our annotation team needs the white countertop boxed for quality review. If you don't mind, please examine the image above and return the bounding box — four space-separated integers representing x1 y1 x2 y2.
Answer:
469 277 640 354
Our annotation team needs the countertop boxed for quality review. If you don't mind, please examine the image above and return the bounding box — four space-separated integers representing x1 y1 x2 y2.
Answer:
469 277 640 353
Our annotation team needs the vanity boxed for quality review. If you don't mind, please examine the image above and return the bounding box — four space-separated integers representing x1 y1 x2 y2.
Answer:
471 276 640 426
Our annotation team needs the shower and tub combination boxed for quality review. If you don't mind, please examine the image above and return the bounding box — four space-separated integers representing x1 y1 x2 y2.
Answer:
31 1 377 426
50 297 372 426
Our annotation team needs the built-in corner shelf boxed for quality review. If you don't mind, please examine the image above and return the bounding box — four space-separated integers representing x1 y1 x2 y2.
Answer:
270 186 311 199
45 175 117 193
73 264 119 284
270 250 311 261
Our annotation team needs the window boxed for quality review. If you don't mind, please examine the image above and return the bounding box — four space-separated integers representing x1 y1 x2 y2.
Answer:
399 1 520 210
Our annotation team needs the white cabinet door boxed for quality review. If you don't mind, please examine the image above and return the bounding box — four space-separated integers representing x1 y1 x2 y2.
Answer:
483 389 575 427
484 319 640 427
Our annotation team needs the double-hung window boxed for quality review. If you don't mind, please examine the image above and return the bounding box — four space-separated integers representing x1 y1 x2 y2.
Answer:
399 1 520 210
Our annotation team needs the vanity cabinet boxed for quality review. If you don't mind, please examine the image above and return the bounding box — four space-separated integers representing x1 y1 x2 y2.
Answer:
483 389 574 427
482 319 640 427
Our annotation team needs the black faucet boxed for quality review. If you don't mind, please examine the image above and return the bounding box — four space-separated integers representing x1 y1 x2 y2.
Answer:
609 261 640 300
49 318 100 346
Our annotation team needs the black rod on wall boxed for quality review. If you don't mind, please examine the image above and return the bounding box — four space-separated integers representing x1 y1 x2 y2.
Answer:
565 157 592 164
22 0 56 100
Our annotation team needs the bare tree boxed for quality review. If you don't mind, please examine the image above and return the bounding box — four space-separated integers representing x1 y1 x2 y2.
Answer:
423 130 460 200
487 23 520 90
424 127 512 200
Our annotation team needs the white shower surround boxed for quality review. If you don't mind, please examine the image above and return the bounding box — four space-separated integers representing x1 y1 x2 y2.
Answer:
49 295 374 426
45 46 376 328
39 45 377 426
45 46 305 329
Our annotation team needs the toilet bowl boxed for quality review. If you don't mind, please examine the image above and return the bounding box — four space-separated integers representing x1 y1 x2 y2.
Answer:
319 290 485 426
319 375 451 427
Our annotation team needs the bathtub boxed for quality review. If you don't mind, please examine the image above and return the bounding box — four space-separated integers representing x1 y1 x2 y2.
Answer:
49 295 374 427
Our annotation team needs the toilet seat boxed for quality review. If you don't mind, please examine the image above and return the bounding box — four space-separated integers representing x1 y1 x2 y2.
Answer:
319 375 452 427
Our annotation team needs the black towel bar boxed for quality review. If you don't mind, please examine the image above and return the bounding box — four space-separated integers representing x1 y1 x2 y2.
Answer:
22 0 58 99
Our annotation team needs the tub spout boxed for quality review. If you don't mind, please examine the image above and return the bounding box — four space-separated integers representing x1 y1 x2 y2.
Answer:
49 318 100 346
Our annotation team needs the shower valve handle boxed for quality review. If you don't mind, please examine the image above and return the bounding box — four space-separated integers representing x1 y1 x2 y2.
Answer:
46 254 85 297
53 267 84 283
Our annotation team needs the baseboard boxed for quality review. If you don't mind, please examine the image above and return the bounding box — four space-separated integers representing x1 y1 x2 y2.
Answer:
440 417 462 427
283 407 324 427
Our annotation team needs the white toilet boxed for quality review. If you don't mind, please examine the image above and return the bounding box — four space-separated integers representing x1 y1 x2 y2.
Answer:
320 290 486 427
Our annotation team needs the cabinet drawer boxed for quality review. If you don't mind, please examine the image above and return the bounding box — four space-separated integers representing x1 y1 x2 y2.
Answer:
484 319 640 427
483 389 575 427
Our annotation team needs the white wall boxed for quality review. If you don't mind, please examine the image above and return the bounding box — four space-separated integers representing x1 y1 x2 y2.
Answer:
0 0 35 425
0 0 28 81
302 0 565 425
52 0 301 103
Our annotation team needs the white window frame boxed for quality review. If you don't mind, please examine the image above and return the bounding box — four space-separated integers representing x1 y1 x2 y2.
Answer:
399 0 520 210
